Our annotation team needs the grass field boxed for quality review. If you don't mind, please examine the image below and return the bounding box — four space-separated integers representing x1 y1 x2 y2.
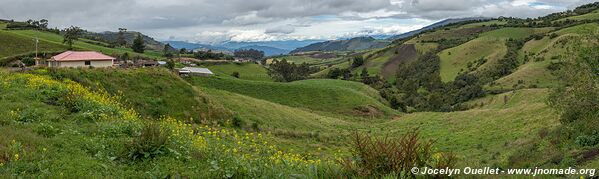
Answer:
492 23 599 89
479 27 554 39
438 38 506 82
561 9 599 21
0 30 68 59
458 20 507 29
200 63 271 81
438 27 554 82
187 76 398 118
36 68 229 121
0 29 163 60
373 89 558 167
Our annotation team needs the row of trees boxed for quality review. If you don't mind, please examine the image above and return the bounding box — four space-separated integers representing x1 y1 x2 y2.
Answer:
268 59 318 82
234 49 264 60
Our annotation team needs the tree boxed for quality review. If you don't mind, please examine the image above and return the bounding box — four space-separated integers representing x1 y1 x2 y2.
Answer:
166 59 175 70
163 43 174 58
360 68 369 78
39 19 48 29
132 33 145 53
62 26 83 50
117 28 127 46
267 59 311 82
351 56 364 68
234 49 264 60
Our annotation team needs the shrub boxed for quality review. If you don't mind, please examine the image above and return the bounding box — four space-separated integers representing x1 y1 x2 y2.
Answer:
231 115 244 128
231 71 240 78
125 123 169 161
341 130 456 177
34 123 61 137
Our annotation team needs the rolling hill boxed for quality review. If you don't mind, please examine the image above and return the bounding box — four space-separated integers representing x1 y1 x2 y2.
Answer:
0 25 164 64
290 36 389 54
187 76 397 118
390 17 491 40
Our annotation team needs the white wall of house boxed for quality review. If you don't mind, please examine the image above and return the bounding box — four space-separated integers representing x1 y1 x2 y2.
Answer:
50 60 113 68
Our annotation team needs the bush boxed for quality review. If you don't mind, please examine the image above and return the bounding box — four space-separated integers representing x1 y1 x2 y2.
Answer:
231 115 244 128
34 123 61 137
341 130 456 177
125 123 169 160
231 71 240 78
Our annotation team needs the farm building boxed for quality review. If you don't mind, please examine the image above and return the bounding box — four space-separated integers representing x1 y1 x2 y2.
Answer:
179 67 214 76
48 51 115 68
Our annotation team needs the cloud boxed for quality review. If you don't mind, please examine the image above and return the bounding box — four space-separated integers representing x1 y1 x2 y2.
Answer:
265 25 296 34
0 0 590 43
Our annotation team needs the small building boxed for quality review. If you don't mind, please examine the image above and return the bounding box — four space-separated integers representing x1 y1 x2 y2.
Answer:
179 67 214 77
48 51 115 68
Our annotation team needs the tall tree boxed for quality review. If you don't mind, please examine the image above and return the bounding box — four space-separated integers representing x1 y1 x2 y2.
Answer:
39 19 48 29
62 26 83 50
351 56 364 68
117 28 127 47
131 33 145 53
360 68 369 78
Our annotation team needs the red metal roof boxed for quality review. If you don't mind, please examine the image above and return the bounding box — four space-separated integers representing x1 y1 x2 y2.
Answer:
51 51 116 61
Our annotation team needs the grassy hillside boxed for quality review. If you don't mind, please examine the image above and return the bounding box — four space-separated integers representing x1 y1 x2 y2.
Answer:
492 23 599 89
187 77 397 118
200 63 271 81
438 27 553 82
0 30 68 60
0 29 163 60
35 68 230 121
373 89 559 167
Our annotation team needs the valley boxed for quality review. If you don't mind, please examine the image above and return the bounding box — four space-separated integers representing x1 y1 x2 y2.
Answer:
0 2 598 178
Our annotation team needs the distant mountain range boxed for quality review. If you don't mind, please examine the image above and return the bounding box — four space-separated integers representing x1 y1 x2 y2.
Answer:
163 40 324 56
164 17 488 55
389 17 490 40
290 36 390 54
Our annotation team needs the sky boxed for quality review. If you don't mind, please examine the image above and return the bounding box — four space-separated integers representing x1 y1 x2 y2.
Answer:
0 0 596 44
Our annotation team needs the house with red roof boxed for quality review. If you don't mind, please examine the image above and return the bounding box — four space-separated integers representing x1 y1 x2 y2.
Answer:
48 51 115 68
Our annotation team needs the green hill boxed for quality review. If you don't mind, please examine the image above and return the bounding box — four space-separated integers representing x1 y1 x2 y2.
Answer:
187 77 398 118
0 30 68 62
199 63 271 81
37 68 231 121
0 28 164 63
492 23 599 89
438 27 553 82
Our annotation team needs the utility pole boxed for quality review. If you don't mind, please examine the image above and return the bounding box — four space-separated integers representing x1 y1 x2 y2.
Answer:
35 30 38 59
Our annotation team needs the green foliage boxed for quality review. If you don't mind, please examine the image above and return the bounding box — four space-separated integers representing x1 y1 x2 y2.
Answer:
351 56 364 68
234 48 264 60
268 59 312 82
131 33 145 53
548 46 599 135
230 71 240 78
125 123 168 160
62 26 83 50
166 59 175 70
342 130 456 177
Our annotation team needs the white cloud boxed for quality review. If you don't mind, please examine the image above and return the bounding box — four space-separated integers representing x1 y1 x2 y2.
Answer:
0 0 590 43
